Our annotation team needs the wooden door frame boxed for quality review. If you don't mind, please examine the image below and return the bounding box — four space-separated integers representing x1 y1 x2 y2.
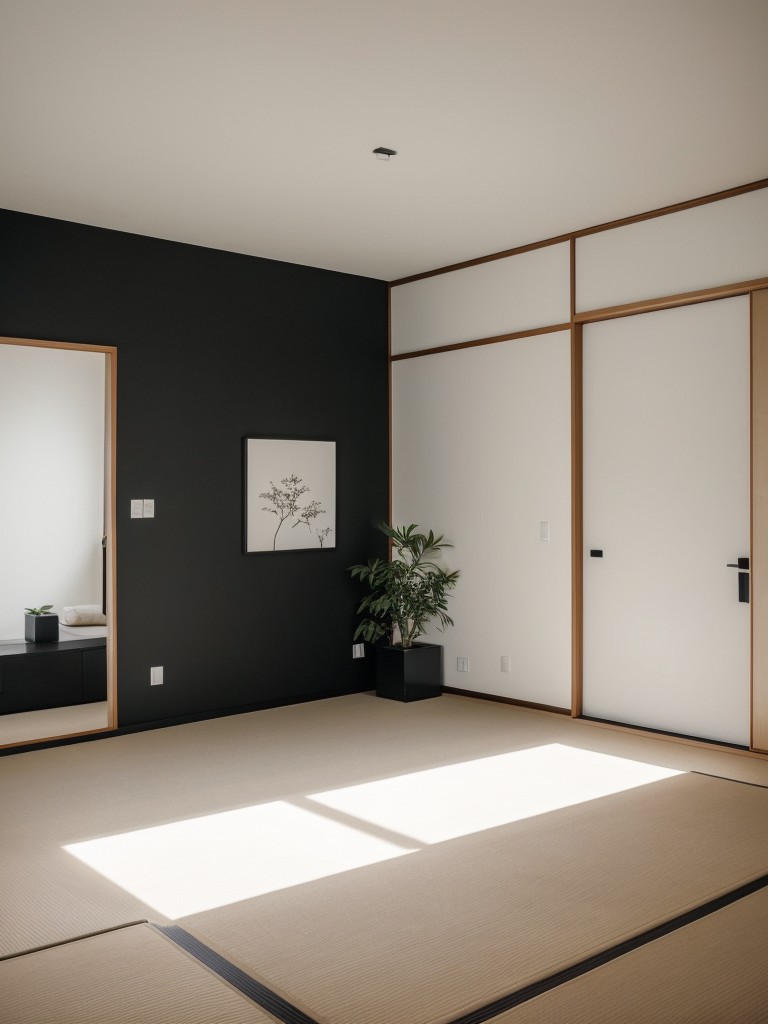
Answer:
750 290 768 751
572 289 768 752
0 336 117 746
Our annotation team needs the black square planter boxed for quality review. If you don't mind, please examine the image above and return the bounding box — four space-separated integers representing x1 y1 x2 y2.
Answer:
376 643 443 702
25 613 59 643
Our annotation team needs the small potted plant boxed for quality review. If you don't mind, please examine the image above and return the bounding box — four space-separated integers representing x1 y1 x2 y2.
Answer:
349 523 460 701
24 604 59 643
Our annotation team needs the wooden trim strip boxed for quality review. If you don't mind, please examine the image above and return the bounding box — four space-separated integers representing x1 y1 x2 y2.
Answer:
574 176 768 241
574 276 768 325
443 686 569 716
387 286 393 525
0 727 114 753
391 322 571 361
105 351 118 730
390 177 768 287
751 289 768 753
0 335 117 354
391 234 571 287
571 325 583 718
388 278 768 363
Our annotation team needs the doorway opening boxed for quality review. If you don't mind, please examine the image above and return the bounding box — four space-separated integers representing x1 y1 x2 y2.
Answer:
0 337 117 748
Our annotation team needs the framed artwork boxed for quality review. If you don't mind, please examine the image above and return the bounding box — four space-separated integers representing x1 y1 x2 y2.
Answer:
243 437 336 552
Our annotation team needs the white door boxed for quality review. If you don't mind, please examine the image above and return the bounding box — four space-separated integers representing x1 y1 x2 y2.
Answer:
583 296 750 746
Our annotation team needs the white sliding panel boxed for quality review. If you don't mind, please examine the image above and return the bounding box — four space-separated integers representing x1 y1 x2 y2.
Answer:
391 243 570 356
576 187 768 312
583 297 750 745
392 332 571 707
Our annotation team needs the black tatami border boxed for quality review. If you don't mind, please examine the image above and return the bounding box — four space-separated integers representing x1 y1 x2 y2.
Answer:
446 872 768 1024
154 924 321 1024
155 871 768 1024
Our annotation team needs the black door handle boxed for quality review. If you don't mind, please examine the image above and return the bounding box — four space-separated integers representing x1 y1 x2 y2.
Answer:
726 557 750 603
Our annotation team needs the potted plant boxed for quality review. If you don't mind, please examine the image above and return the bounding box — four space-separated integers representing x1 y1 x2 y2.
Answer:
24 604 59 643
349 523 460 701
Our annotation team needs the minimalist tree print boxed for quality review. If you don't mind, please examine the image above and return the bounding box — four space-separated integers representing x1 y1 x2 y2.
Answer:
245 438 335 553
260 475 331 550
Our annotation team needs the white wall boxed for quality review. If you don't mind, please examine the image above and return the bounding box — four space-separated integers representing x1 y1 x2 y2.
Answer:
392 333 572 707
390 182 768 718
391 243 570 355
576 187 768 312
0 345 105 640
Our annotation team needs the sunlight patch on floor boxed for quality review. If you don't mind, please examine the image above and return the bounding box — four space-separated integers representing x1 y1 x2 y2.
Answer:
309 743 683 843
64 800 416 919
63 744 682 918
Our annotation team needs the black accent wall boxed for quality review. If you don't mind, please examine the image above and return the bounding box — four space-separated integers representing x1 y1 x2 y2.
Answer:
0 210 389 727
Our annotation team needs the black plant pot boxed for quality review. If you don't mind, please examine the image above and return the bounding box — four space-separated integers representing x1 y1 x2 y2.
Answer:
376 643 443 702
25 613 59 643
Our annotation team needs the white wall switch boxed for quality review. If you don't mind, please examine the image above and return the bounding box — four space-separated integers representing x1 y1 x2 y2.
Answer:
131 499 144 518
143 498 155 518
540 521 550 542
352 643 365 659
501 655 510 673
150 665 163 686
457 657 469 672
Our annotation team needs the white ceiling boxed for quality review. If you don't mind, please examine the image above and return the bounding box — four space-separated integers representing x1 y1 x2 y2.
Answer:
1 1 767 282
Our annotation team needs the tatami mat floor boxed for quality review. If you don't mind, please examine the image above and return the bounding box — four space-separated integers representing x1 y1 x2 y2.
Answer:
2 693 768 1023
0 701 108 746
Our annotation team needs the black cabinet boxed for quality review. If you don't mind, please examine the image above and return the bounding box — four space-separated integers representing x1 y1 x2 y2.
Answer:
0 640 106 715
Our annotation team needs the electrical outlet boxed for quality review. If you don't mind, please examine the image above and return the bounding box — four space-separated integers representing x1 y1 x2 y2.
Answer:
150 666 163 686
352 643 365 659
501 655 510 673
457 657 469 672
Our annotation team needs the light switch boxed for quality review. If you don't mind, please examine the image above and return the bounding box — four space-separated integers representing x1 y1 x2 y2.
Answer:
540 521 550 543
143 499 155 518
131 499 144 519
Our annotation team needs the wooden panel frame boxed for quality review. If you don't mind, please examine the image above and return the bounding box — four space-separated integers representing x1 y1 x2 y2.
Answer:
391 177 768 287
0 336 117 747
391 322 570 362
571 323 583 718
751 291 768 752
389 182 768 755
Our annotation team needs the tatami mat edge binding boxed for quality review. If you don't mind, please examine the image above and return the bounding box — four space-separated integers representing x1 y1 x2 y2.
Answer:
160 872 768 1024
446 872 768 1024
0 920 148 962
156 925 321 1024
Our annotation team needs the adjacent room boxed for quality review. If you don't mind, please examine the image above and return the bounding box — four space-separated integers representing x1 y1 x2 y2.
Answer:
1 2 768 1022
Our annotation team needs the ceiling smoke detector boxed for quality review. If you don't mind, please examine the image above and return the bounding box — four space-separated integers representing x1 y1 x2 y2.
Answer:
373 147 397 161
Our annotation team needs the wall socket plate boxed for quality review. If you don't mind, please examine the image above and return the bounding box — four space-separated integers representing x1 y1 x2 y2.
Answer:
457 657 469 672
150 666 163 686
132 499 156 519
501 655 511 673
352 643 365 659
